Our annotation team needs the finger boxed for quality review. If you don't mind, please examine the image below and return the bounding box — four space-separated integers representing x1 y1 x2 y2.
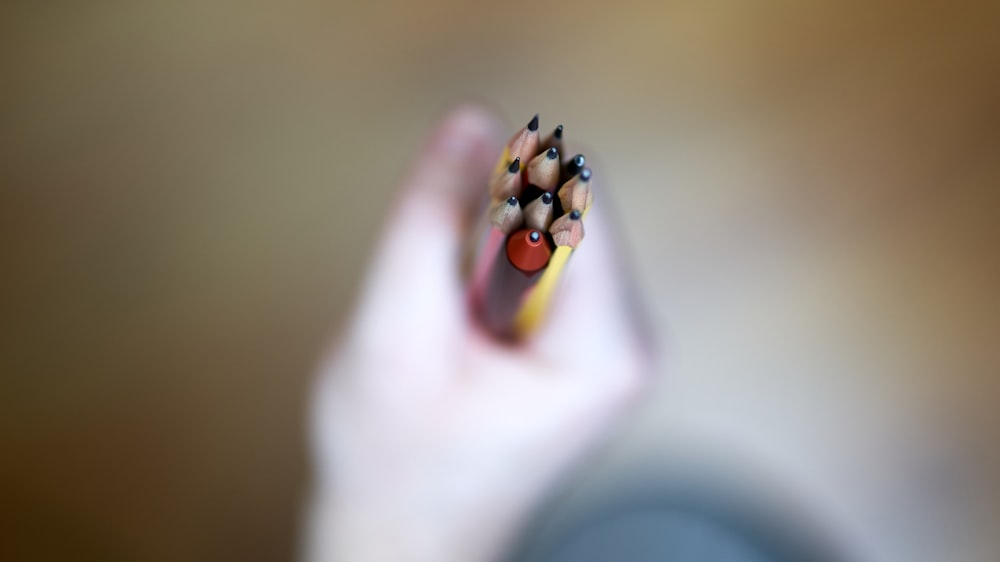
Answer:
353 106 504 347
530 202 655 384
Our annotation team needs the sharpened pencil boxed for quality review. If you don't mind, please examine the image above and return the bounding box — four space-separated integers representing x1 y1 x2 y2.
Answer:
492 196 525 233
506 114 541 165
565 153 585 176
523 191 555 231
557 167 593 214
526 147 561 193
489 158 522 200
549 210 585 248
540 124 564 155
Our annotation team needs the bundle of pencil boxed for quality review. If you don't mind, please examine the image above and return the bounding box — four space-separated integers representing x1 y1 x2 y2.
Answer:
467 114 593 339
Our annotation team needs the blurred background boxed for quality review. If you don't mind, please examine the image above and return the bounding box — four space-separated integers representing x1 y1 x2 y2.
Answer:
2 1 998 560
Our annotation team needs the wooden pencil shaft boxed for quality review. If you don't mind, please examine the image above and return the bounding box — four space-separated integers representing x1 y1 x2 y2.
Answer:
526 147 560 192
557 168 593 213
506 115 540 164
523 192 555 231
489 157 522 200
490 196 524 234
549 212 585 248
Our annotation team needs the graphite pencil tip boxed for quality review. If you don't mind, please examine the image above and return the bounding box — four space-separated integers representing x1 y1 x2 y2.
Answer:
508 157 521 174
507 196 518 206
570 210 582 220
553 125 563 139
541 192 553 204
567 154 586 176
580 167 592 182
527 114 539 131
546 146 558 160
529 231 540 242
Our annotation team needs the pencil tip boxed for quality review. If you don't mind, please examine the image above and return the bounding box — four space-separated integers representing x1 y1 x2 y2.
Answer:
570 210 582 220
527 114 539 132
529 230 541 242
507 196 518 206
546 146 558 160
553 124 563 139
508 157 520 174
580 167 592 182
541 192 553 204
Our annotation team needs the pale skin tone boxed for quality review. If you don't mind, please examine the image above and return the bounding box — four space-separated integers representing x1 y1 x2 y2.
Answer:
306 106 652 562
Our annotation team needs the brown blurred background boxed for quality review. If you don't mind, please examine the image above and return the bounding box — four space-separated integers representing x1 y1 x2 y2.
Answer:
2 1 998 560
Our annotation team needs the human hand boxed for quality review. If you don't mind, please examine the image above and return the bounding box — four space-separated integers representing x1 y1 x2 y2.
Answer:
305 106 652 562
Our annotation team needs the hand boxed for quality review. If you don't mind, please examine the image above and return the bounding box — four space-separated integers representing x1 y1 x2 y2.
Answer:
305 106 652 562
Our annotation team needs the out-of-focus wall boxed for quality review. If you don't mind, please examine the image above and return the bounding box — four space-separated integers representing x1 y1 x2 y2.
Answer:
2 1 998 560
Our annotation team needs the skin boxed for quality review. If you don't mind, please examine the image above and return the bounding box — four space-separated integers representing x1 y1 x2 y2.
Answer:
305 106 652 562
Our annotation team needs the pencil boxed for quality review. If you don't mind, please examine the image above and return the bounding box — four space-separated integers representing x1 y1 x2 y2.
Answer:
540 124 564 156
523 191 555 231
506 114 540 166
489 157 522 200
526 147 561 193
562 153 586 184
557 167 593 215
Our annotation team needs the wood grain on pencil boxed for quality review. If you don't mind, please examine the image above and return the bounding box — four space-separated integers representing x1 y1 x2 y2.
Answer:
506 114 540 165
523 191 554 231
549 210 585 248
557 167 593 213
489 157 522 200
526 147 561 192
490 196 524 234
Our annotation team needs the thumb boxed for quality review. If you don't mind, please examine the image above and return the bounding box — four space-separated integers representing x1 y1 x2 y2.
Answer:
353 106 504 346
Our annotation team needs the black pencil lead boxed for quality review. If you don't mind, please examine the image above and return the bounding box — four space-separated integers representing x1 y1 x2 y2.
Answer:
508 157 520 174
